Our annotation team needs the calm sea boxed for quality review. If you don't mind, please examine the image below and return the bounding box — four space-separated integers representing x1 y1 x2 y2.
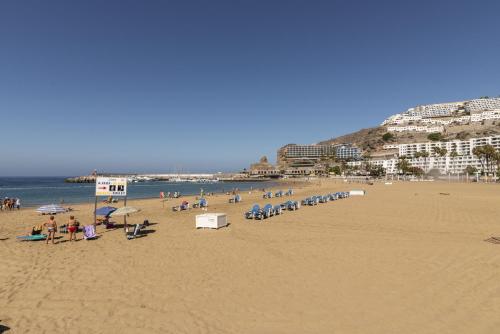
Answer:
0 177 278 207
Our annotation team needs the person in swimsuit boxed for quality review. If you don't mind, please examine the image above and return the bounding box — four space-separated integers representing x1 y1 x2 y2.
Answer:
44 216 57 244
67 215 77 242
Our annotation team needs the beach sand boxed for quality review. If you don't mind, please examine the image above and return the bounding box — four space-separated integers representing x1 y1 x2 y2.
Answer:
1 180 500 333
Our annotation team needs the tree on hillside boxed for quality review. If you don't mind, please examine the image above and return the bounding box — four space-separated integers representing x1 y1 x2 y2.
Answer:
382 132 395 142
427 132 443 141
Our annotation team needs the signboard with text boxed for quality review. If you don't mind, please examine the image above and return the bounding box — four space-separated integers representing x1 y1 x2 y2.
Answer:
95 177 127 197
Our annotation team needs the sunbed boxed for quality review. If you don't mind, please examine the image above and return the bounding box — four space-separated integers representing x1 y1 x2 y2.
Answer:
245 204 261 219
262 204 273 219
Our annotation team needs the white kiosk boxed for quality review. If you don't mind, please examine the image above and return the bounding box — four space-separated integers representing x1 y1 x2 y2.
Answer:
196 213 228 229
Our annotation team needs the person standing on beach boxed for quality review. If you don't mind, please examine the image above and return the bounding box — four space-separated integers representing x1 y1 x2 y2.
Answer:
44 216 57 244
67 215 77 242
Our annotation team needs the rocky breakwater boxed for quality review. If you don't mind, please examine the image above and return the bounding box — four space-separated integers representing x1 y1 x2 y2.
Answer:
65 176 97 183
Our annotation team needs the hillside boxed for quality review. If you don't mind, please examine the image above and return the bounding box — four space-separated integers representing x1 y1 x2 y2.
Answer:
319 119 500 154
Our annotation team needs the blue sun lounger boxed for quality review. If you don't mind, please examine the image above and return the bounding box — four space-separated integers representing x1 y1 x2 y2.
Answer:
261 204 273 219
245 204 261 219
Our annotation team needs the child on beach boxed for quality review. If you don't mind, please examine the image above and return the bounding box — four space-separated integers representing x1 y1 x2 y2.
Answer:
44 216 57 244
67 215 78 242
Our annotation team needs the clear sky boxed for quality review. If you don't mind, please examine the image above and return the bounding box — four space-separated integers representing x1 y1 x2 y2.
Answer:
1 0 499 176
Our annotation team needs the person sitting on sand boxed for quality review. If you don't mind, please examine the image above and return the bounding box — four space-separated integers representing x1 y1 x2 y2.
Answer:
29 224 43 236
67 215 78 242
44 216 57 244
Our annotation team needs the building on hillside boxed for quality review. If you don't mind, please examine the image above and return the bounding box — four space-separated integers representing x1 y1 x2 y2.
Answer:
352 134 500 175
335 144 361 160
465 97 500 112
248 156 280 177
277 143 361 174
382 97 500 126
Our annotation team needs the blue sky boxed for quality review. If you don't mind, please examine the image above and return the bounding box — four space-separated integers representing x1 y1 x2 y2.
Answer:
1 0 499 176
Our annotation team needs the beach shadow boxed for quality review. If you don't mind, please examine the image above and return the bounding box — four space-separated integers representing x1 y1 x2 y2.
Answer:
0 238 9 241
484 237 500 244
0 324 10 333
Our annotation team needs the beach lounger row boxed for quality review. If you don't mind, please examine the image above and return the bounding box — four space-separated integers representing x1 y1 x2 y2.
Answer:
263 189 293 199
244 200 300 221
300 192 349 206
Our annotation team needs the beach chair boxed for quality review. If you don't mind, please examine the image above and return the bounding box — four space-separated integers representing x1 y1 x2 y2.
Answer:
262 204 273 219
263 192 273 199
275 190 283 198
83 225 97 240
193 198 207 208
273 205 282 215
285 189 293 196
127 224 145 240
229 194 242 203
285 200 299 211
245 204 261 219
319 195 329 203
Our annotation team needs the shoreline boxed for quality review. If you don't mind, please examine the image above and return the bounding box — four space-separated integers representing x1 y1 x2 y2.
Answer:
1 178 310 209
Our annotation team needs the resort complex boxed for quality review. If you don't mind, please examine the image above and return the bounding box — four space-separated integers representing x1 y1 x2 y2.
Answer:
245 97 500 178
274 143 361 175
382 97 500 133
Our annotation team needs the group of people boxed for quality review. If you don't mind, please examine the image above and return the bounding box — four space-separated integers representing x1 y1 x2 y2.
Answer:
30 215 79 244
1 197 20 211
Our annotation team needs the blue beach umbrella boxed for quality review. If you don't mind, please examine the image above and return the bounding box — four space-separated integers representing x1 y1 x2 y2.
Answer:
36 204 66 214
95 206 117 217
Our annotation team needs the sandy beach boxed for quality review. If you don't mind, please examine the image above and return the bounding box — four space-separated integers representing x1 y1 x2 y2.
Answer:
1 180 500 333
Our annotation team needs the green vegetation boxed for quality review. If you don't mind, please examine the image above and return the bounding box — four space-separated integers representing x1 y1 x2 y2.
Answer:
328 166 341 175
464 166 478 175
368 165 385 177
427 132 443 141
382 132 394 142
382 132 394 141
432 147 447 157
472 145 500 174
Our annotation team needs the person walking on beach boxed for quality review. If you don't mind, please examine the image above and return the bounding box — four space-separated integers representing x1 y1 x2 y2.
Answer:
67 215 78 242
44 216 57 244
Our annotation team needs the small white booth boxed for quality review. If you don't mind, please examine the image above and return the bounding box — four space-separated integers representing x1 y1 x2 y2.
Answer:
196 213 228 229
349 190 366 196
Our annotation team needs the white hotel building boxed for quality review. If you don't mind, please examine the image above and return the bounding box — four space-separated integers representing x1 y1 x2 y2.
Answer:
349 135 500 175
382 98 500 133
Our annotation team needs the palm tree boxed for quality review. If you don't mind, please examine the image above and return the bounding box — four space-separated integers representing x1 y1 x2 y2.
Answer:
450 149 458 173
396 156 410 177
450 150 458 174
472 146 486 174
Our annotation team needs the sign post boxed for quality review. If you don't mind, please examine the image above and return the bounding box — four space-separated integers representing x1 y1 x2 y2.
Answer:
95 177 128 228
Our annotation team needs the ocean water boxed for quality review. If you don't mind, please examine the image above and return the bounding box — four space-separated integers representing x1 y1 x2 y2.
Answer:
0 177 278 207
